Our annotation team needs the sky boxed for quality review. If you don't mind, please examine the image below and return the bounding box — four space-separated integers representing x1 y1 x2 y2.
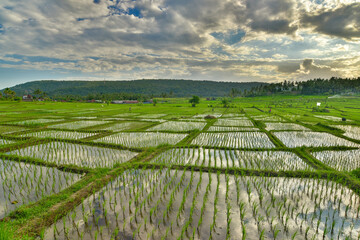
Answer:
0 0 359 89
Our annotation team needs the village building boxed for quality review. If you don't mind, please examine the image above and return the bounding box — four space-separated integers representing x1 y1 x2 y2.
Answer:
22 94 33 102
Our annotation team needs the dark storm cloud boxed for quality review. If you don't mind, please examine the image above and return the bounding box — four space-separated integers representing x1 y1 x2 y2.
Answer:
301 3 360 40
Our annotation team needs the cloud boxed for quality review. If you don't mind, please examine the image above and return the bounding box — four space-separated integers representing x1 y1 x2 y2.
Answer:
245 0 298 35
301 3 360 40
297 59 341 79
0 0 359 87
277 62 300 73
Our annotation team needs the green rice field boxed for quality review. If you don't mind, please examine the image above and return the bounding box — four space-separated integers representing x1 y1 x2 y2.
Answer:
0 95 360 239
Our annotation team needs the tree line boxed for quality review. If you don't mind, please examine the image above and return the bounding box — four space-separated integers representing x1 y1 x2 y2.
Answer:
235 77 360 97
2 77 360 101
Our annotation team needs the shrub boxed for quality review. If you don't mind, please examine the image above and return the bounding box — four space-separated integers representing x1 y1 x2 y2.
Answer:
204 115 216 119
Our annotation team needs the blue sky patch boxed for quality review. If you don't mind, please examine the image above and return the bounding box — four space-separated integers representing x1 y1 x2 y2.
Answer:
127 8 142 18
5 54 77 63
315 0 325 4
210 29 246 45
107 4 142 18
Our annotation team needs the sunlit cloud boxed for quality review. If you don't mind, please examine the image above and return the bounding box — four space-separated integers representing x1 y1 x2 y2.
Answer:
0 0 359 88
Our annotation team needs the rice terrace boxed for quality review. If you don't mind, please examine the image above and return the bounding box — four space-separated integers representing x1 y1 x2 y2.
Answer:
0 94 360 239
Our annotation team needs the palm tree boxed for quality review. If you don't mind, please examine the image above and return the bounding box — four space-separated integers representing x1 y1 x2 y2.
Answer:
3 88 15 99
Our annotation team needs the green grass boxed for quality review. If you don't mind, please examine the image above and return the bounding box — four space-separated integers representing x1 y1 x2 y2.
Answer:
0 95 360 239
0 224 15 240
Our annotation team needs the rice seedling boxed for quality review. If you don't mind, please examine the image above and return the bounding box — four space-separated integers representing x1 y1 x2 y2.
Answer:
8 119 65 126
0 139 15 147
8 141 138 168
44 170 360 240
50 121 111 130
244 108 263 114
176 118 207 122
101 117 129 121
71 117 98 120
274 131 359 148
314 115 345 122
191 132 276 148
151 148 313 170
114 113 140 117
2 99 360 240
146 121 206 132
333 125 360 140
0 158 81 219
0 125 29 135
251 115 286 122
312 150 360 171
134 118 167 123
221 113 246 118
96 122 151 131
207 126 260 132
18 130 98 140
265 122 310 131
214 119 254 127
93 132 187 148
136 114 167 119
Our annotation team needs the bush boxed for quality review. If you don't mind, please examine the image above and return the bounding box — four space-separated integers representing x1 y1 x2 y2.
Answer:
312 107 330 112
204 115 216 119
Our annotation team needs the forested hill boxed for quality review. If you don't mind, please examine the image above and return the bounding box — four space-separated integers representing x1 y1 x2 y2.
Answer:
7 80 265 98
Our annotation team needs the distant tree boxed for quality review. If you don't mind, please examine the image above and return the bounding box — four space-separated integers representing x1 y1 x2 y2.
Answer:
189 95 200 107
153 99 158 106
33 89 42 99
3 88 16 99
230 88 236 97
221 98 230 108
41 91 49 100
0 92 2 99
